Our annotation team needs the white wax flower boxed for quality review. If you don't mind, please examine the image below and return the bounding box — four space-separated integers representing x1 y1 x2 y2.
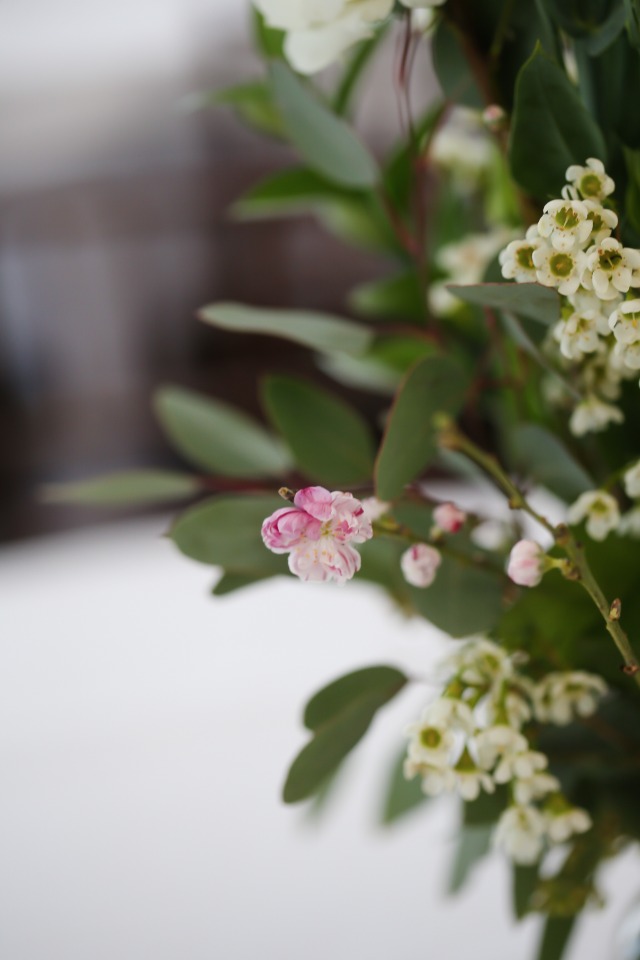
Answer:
545 804 592 843
583 199 618 244
400 543 442 588
583 238 640 300
513 771 560 806
569 395 624 437
454 764 495 801
532 244 587 295
568 286 619 334
608 298 640 344
567 489 620 541
405 718 455 767
624 461 640 497
499 226 545 283
431 107 495 185
421 696 475 734
554 311 601 361
565 158 615 202
537 199 592 253
493 749 548 786
447 638 513 687
493 805 547 865
404 758 456 797
618 506 640 538
473 725 528 771
533 671 608 725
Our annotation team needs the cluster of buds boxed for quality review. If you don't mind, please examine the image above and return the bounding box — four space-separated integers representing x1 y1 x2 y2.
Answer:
499 158 640 437
404 640 605 864
400 501 467 588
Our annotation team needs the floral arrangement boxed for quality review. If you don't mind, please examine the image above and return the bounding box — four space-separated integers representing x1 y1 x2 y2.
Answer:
50 2 640 958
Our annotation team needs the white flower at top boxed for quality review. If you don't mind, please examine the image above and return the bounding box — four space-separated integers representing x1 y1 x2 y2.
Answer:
537 199 592 253
583 238 640 300
583 199 618 244
569 395 624 437
623 460 640 498
565 158 615 202
493 804 547 865
544 796 593 843
567 489 620 541
255 0 444 74
473 725 528 770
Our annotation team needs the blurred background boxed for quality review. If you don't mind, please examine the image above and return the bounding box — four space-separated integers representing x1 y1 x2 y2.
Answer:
0 0 435 542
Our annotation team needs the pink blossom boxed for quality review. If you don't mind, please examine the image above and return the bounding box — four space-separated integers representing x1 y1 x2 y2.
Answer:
433 502 466 534
400 543 442 588
507 540 545 588
261 485 373 583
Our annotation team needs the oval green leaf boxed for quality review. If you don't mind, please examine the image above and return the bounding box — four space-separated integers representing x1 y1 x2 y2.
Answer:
447 282 561 326
509 44 607 200
170 493 288 574
263 376 376 486
269 61 379 189
375 355 468 501
41 469 201 506
199 302 372 357
304 665 407 730
509 423 594 502
154 385 291 478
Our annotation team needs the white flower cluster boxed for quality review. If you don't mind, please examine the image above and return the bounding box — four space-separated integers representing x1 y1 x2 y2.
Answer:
254 0 445 75
430 228 515 317
499 158 640 437
404 640 606 864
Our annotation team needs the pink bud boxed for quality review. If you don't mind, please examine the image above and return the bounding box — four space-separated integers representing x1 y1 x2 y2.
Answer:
507 540 545 587
261 507 321 553
433 502 466 534
401 543 442 588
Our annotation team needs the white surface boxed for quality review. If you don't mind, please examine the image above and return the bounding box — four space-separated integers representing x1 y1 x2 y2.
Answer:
0 519 636 959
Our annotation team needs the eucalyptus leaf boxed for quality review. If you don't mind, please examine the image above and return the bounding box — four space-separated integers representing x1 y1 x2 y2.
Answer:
381 747 429 825
170 494 288 574
283 666 407 804
199 302 372 356
447 283 561 326
263 376 376 486
269 61 379 189
535 915 577 960
410 555 505 638
449 825 493 894
509 423 593 502
41 469 201 506
214 82 283 137
509 45 607 200
154 386 291 478
514 864 540 919
375 355 468 501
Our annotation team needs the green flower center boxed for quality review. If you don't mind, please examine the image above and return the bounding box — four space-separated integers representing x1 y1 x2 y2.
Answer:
599 250 622 271
516 246 535 270
580 173 601 197
420 727 442 749
550 253 574 278
555 206 580 229
587 211 605 232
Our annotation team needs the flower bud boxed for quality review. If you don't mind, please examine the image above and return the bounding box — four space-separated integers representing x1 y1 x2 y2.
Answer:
507 540 545 588
433 502 466 534
401 543 442 588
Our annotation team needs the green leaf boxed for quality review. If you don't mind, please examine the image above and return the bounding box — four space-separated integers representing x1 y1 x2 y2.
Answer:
447 283 561 326
304 665 406 730
170 493 288 574
514 863 540 919
509 423 594 502
269 61 379 189
535 915 577 960
154 385 291 478
252 8 285 59
317 352 400 395
214 82 283 137
375 355 468 501
463 785 510 825
509 44 607 200
449 825 493 894
410 556 505 638
41 469 201 506
263 376 376 486
381 747 429 825
349 273 426 323
626 0 640 52
199 302 372 356
283 666 407 804
432 20 485 108
211 571 275 596
332 28 387 116
232 167 356 219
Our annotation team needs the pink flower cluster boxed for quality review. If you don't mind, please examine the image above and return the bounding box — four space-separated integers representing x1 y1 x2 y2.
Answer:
261 485 373 583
